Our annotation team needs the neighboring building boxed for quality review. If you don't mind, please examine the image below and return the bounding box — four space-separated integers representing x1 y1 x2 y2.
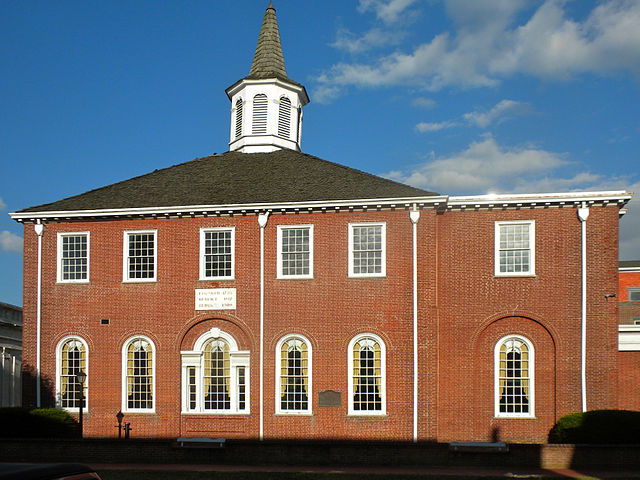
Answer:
9 4 633 443
618 261 640 411
0 302 22 407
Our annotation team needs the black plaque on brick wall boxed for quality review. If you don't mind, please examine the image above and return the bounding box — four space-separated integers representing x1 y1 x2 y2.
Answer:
318 390 341 407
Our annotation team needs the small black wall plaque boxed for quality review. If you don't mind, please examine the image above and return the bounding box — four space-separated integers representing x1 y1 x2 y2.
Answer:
318 390 341 407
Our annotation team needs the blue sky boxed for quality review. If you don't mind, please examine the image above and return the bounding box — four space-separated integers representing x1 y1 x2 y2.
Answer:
1 0 639 307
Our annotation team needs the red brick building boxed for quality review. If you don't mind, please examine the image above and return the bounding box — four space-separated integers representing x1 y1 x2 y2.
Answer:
617 261 640 411
10 4 634 443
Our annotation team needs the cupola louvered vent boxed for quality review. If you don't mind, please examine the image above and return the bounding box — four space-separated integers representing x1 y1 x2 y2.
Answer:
235 99 243 138
252 94 268 134
278 97 291 139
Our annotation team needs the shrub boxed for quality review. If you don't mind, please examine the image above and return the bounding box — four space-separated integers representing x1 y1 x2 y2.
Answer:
0 407 79 438
548 409 640 444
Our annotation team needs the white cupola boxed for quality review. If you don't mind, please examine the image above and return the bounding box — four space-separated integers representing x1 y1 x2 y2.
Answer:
225 2 309 153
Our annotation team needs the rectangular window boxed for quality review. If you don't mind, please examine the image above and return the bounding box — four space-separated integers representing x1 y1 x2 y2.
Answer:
57 232 89 283
495 221 535 276
349 223 386 277
237 367 246 411
277 225 313 279
200 228 235 280
188 367 197 411
629 288 640 301
123 230 157 282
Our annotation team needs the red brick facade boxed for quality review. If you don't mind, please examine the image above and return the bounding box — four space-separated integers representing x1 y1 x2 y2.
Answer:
18 199 628 443
617 265 640 411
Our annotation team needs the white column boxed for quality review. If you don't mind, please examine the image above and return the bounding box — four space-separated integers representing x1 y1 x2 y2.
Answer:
410 205 420 443
257 212 270 440
34 221 45 408
578 203 590 412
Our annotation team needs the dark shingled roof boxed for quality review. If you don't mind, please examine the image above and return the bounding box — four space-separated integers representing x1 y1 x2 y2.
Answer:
18 149 439 213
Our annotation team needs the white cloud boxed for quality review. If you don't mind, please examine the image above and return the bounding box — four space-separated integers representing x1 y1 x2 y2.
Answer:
463 99 531 128
312 84 343 104
0 197 6 210
331 27 404 54
383 136 571 192
415 99 530 133
411 97 436 109
318 0 640 96
358 0 420 24
0 231 22 253
415 121 459 132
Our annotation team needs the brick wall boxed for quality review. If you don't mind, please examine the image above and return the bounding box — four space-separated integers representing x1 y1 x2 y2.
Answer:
20 203 623 442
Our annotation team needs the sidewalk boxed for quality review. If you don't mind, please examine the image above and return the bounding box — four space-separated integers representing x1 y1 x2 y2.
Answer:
91 462 640 479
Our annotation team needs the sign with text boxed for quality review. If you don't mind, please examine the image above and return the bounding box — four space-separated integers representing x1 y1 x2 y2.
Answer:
195 288 237 310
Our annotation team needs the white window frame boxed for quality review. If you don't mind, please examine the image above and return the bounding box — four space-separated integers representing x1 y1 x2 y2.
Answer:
57 232 90 283
495 221 535 277
277 225 314 279
628 287 640 302
494 335 535 418
122 335 156 413
199 227 235 281
123 230 157 283
55 335 89 412
275 334 312 415
347 333 386 416
180 328 249 415
348 222 386 278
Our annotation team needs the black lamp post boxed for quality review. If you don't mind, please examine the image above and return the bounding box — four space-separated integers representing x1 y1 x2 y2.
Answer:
75 371 87 438
116 411 124 438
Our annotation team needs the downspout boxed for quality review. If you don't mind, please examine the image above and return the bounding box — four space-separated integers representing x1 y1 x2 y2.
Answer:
34 220 44 408
578 203 589 412
257 212 270 440
410 204 420 443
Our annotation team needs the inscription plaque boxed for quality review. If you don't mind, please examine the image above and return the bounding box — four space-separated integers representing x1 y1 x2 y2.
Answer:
195 288 236 310
318 390 341 407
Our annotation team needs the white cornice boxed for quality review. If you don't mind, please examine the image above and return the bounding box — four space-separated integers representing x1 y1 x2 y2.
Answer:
10 190 632 223
9 196 449 222
448 190 632 209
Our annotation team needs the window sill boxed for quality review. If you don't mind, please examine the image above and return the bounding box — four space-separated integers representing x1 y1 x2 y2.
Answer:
276 276 314 280
180 411 250 416
122 410 157 415
122 279 158 284
199 278 235 282
494 274 536 278
57 281 90 285
275 412 313 416
347 274 387 279
494 415 536 419
347 412 388 418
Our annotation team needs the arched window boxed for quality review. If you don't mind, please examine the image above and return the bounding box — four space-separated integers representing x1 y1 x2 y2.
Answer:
204 338 231 410
235 99 243 138
348 334 386 415
252 94 268 134
278 97 291 139
181 328 249 414
276 335 311 414
57 337 88 410
122 336 155 412
495 335 534 417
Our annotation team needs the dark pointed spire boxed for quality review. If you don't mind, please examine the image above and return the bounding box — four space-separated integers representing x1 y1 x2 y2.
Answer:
248 2 291 82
